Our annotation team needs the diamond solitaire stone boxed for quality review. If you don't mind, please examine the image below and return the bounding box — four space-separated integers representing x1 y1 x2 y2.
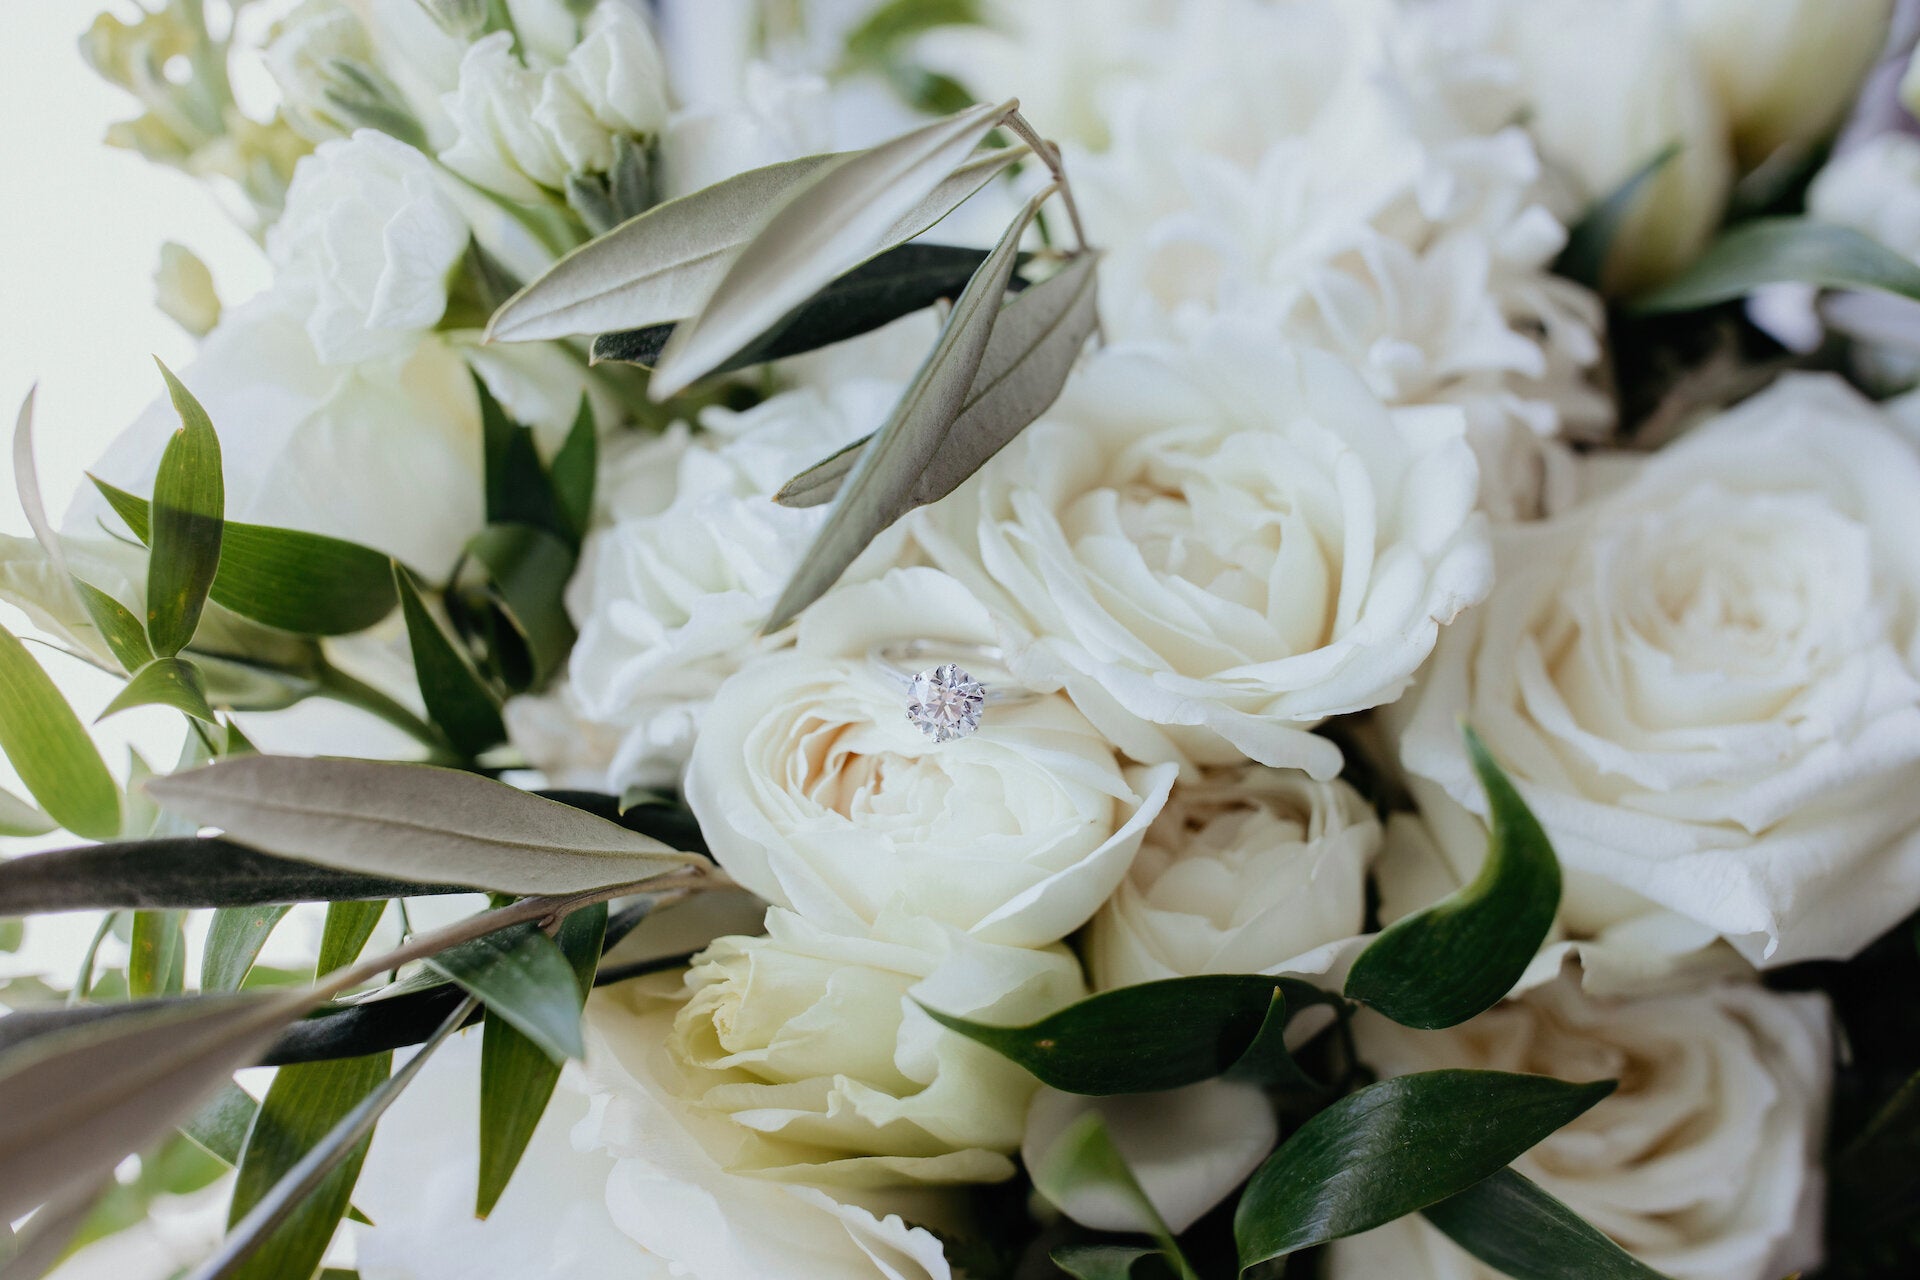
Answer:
906 663 986 742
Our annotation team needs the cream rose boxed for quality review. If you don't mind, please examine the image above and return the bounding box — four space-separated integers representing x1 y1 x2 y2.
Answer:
1328 974 1832 1280
1398 374 1920 966
684 568 1177 948
915 321 1492 778
1085 766 1378 988
660 908 1085 1186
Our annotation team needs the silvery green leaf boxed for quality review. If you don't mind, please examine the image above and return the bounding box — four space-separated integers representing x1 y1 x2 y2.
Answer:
12 389 74 601
650 101 1018 397
1633 216 1920 313
775 252 1099 509
0 785 53 839
145 756 699 895
763 179 1044 632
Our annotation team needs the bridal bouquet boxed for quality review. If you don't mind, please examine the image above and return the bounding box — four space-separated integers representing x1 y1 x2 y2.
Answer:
7 1 1920 1277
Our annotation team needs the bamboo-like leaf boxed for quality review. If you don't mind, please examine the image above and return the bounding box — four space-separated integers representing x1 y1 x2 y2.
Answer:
1344 727 1561 1029
0 623 121 841
0 837 474 916
464 524 576 688
591 242 996 374
98 656 218 725
11 389 76 610
1422 1167 1674 1280
145 756 697 895
72 578 153 673
475 905 604 1216
0 786 53 839
90 480 396 637
182 1084 260 1165
1633 216 1920 313
202 905 292 992
650 101 1017 397
775 251 1099 509
224 1052 391 1280
1032 1113 1198 1280
486 142 1022 344
395 565 505 760
764 180 1046 631
0 990 309 1223
317 900 388 977
476 378 569 539
1234 1071 1616 1266
549 397 597 545
129 909 187 997
145 364 225 657
427 923 585 1062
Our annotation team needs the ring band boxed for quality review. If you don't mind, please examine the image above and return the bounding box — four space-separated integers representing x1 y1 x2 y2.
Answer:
869 641 1039 742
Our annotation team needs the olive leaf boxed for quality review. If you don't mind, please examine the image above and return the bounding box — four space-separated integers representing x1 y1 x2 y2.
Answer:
774 251 1099 509
144 364 224 658
763 179 1046 632
144 755 698 894
650 99 1018 397
1344 726 1561 1029
1633 216 1920 313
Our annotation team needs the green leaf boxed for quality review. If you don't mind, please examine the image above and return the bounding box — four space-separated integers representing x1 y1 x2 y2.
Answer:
144 755 698 895
317 900 388 977
843 0 980 68
202 905 292 992
98 656 218 725
226 1052 391 1280
764 179 1043 631
128 909 187 998
0 623 121 840
0 989 311 1223
1554 142 1680 290
12 388 73 591
1050 1245 1158 1280
145 363 225 657
182 1083 260 1165
475 903 605 1216
1422 1167 1673 1280
428 922 586 1062
651 100 1018 397
1345 726 1561 1029
923 975 1333 1095
1234 1070 1616 1267
0 786 53 839
72 577 153 673
463 523 577 688
0 918 21 952
1830 1069 1920 1238
774 250 1099 511
1632 216 1920 313
0 837 474 916
549 397 597 545
476 376 570 539
395 565 505 760
1031 1112 1197 1280
590 242 995 374
91 479 399 638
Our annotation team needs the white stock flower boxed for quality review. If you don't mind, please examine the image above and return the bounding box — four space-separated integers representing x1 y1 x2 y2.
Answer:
1085 766 1378 988
1328 975 1832 1280
662 908 1085 1186
1399 374 1920 966
1678 0 1892 168
349 1015 955 1280
1494 0 1735 295
268 130 469 366
915 322 1492 778
530 382 898 791
684 568 1177 948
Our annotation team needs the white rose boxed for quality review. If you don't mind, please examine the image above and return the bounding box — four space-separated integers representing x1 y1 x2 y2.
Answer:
684 567 1177 948
531 382 898 790
1398 374 1920 966
1679 0 1892 168
915 321 1492 778
660 908 1085 1185
268 130 469 366
1495 0 1735 295
1086 766 1378 988
1812 133 1920 263
349 1017 953 1280
1327 974 1832 1280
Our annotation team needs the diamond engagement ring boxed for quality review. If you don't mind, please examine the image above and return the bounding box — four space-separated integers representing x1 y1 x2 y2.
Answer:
870 641 1039 742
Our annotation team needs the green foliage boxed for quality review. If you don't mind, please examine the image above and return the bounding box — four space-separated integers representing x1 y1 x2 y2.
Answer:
127 910 186 998
98 657 217 725
1555 143 1680 290
1345 726 1561 1029
426 923 587 1062
1422 1167 1673 1279
143 364 225 657
0 623 121 840
1633 216 1920 313
394 565 505 760
317 900 389 977
202 905 293 992
71 577 152 673
458 523 577 690
548 397 598 546
1033 1112 1198 1280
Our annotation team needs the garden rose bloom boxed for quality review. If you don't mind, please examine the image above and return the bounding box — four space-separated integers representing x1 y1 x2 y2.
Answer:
1328 975 1831 1280
684 568 1176 948
662 908 1085 1185
1085 766 1378 988
1398 375 1920 965
916 322 1491 778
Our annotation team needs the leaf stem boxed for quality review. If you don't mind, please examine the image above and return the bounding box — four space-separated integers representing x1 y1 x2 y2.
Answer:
1003 111 1091 255
312 661 459 765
